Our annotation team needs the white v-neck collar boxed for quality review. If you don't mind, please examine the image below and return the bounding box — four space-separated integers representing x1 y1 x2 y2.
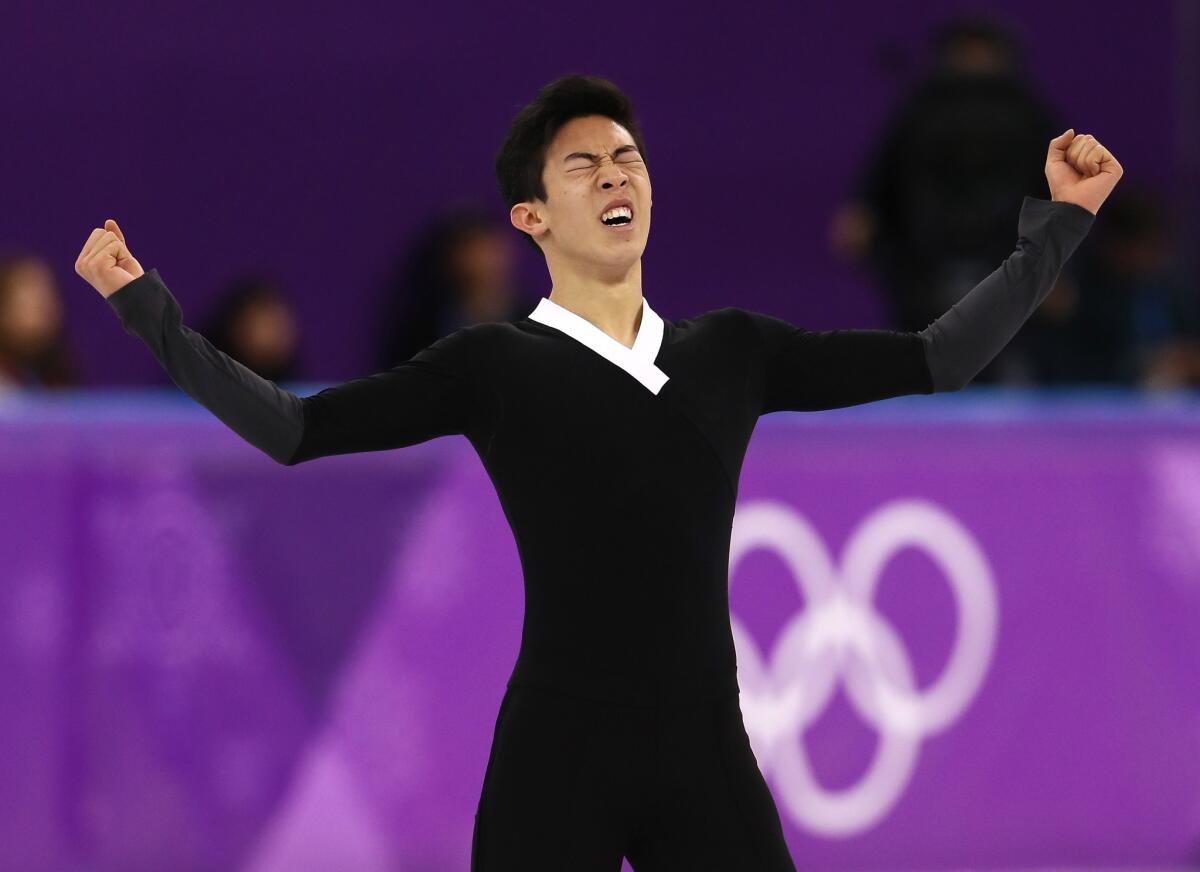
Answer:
528 295 669 395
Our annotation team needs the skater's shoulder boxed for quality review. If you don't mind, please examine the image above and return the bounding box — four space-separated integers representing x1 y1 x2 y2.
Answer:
456 317 551 347
668 305 759 343
435 318 566 366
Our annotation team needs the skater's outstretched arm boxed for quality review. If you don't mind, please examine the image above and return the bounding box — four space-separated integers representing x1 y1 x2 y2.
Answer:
920 129 1119 390
77 220 478 466
749 129 1121 413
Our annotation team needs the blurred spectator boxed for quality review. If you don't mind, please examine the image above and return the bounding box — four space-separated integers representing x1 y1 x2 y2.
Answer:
1021 186 1200 387
0 251 80 391
374 204 525 368
200 274 302 383
830 13 1062 383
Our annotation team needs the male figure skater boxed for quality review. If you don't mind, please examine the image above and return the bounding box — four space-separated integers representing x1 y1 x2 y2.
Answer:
76 75 1120 870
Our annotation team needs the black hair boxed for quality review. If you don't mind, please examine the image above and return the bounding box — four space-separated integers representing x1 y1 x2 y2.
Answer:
494 74 648 254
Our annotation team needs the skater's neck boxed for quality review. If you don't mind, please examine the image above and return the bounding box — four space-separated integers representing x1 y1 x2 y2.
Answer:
544 258 644 351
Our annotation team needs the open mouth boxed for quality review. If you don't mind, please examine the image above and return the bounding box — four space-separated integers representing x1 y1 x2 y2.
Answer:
599 205 635 232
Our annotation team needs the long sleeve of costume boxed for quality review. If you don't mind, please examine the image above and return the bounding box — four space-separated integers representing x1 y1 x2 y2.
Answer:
918 196 1095 390
745 195 1094 413
106 268 478 466
745 310 935 413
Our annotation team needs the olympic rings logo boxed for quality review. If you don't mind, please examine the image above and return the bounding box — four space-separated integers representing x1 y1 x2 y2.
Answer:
729 498 998 838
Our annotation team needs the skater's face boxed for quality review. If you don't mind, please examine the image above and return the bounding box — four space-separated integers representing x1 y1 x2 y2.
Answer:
510 114 652 272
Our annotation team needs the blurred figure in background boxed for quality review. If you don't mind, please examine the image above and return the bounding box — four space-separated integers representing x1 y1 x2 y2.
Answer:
0 251 80 390
374 203 525 368
830 13 1062 383
200 273 302 384
1021 186 1200 387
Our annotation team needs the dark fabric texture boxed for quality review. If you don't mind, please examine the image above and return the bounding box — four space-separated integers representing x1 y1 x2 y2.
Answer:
918 196 1096 390
107 268 305 464
470 684 797 871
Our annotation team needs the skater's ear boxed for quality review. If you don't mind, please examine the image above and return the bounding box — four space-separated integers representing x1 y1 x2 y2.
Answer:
510 200 548 246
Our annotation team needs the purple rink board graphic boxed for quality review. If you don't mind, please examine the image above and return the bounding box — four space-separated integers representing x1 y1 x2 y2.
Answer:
2 389 1199 872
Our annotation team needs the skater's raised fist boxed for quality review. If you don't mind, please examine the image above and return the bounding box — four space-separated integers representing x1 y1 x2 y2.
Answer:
75 218 145 299
1045 129 1123 216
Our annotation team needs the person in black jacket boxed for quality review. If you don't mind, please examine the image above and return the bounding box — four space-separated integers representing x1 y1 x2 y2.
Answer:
830 15 1065 383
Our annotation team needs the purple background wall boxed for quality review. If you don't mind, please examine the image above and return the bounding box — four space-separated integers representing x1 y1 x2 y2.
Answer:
6 0 1187 384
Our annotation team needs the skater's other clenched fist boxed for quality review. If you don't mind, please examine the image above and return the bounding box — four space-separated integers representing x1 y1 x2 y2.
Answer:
1045 129 1123 216
75 219 145 299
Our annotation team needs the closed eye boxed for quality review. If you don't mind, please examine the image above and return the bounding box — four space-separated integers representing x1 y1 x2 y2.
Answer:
567 157 644 172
